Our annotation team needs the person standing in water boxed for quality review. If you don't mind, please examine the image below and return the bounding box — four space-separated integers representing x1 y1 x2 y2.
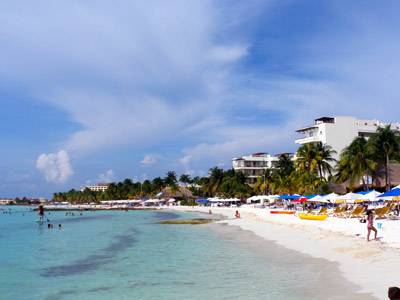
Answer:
235 210 241 219
38 204 45 222
366 210 378 241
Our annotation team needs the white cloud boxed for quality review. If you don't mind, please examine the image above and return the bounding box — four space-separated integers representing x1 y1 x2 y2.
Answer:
208 45 248 63
36 150 73 183
140 155 157 166
3 1 400 184
98 169 115 183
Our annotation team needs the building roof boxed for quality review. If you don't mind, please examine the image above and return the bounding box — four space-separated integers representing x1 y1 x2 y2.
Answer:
295 125 317 133
314 116 334 123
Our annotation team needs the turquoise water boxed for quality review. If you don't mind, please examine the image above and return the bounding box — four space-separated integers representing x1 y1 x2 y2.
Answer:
0 206 371 300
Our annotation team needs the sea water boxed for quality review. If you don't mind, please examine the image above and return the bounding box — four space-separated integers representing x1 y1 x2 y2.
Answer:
0 206 373 300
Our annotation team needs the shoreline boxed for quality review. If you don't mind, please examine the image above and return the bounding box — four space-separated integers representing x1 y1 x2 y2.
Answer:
169 206 400 299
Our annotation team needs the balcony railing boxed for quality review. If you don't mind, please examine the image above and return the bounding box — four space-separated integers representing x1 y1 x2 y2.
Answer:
295 136 321 144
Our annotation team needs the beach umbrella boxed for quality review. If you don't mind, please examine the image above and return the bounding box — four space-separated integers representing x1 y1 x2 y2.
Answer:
379 188 400 201
359 190 382 202
292 197 308 203
196 199 209 204
279 194 300 200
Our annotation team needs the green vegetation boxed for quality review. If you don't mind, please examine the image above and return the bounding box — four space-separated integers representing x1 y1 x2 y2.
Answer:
53 126 400 203
336 125 400 191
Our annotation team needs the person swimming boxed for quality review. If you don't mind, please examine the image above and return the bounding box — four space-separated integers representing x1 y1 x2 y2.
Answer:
235 210 241 218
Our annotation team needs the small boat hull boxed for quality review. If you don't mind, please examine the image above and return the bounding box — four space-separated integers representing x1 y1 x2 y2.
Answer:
270 210 296 215
298 213 328 221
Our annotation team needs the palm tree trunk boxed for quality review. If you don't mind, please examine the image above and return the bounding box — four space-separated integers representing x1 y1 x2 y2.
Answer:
361 175 367 191
386 153 390 191
318 164 323 180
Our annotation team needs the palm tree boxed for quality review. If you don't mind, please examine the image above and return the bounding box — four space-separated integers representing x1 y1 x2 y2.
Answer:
368 125 400 190
179 174 192 186
314 142 337 179
296 142 336 179
207 167 225 195
336 137 376 190
164 171 178 187
296 143 318 174
276 153 295 177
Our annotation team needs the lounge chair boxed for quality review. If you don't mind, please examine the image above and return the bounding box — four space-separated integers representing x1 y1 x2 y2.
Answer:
332 206 347 217
348 206 365 218
317 207 328 215
375 206 390 219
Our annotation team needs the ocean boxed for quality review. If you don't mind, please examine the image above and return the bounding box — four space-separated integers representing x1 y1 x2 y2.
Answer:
0 206 371 299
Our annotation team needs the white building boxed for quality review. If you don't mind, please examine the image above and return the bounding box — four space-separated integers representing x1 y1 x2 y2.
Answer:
295 116 400 159
81 183 110 192
232 152 286 183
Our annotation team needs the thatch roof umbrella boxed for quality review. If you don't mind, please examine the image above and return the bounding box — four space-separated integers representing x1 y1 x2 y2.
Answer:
158 186 194 200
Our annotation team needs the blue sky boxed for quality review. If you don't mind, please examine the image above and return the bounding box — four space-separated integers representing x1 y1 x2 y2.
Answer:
1 0 400 198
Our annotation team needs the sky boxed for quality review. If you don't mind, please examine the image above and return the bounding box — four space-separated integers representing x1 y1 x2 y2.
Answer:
1 0 400 198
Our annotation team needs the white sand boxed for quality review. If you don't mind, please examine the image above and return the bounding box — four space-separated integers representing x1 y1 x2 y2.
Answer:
170 205 400 299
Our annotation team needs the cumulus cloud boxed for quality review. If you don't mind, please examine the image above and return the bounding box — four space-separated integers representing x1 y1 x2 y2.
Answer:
3 0 400 185
140 155 157 166
98 169 115 183
36 150 73 183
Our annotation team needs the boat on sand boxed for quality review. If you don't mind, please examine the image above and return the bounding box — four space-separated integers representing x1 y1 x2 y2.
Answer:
298 213 328 221
270 210 296 215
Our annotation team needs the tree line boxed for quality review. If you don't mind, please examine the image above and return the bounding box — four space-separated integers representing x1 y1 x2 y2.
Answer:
53 125 400 203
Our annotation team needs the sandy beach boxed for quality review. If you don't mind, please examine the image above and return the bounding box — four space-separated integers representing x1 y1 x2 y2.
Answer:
169 205 400 299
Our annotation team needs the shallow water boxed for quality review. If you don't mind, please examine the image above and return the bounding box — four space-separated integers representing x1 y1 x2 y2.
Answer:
0 206 373 299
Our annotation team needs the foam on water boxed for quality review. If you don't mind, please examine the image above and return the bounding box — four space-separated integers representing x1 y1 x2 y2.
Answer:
0 207 374 300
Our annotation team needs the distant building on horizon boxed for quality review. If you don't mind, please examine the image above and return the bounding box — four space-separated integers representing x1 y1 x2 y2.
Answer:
295 116 400 160
81 183 110 192
232 152 294 184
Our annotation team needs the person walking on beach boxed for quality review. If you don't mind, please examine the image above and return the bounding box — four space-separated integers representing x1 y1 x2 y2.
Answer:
366 210 378 241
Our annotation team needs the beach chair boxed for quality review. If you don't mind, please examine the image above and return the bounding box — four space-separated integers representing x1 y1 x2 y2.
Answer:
333 206 347 217
349 206 365 218
317 207 328 215
375 206 390 219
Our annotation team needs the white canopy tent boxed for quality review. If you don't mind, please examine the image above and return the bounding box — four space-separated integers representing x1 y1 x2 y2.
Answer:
321 193 339 202
144 199 160 204
101 200 142 205
246 195 277 204
338 192 363 204
208 197 241 203
308 195 329 203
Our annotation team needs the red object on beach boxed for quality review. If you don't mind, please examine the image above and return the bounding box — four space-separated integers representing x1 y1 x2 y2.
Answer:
292 197 308 203
270 210 296 215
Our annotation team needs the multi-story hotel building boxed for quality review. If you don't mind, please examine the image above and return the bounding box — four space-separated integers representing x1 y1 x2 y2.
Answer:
232 153 289 184
81 183 110 192
295 116 400 159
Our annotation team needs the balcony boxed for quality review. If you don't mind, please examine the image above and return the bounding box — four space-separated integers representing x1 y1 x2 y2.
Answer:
295 136 321 144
